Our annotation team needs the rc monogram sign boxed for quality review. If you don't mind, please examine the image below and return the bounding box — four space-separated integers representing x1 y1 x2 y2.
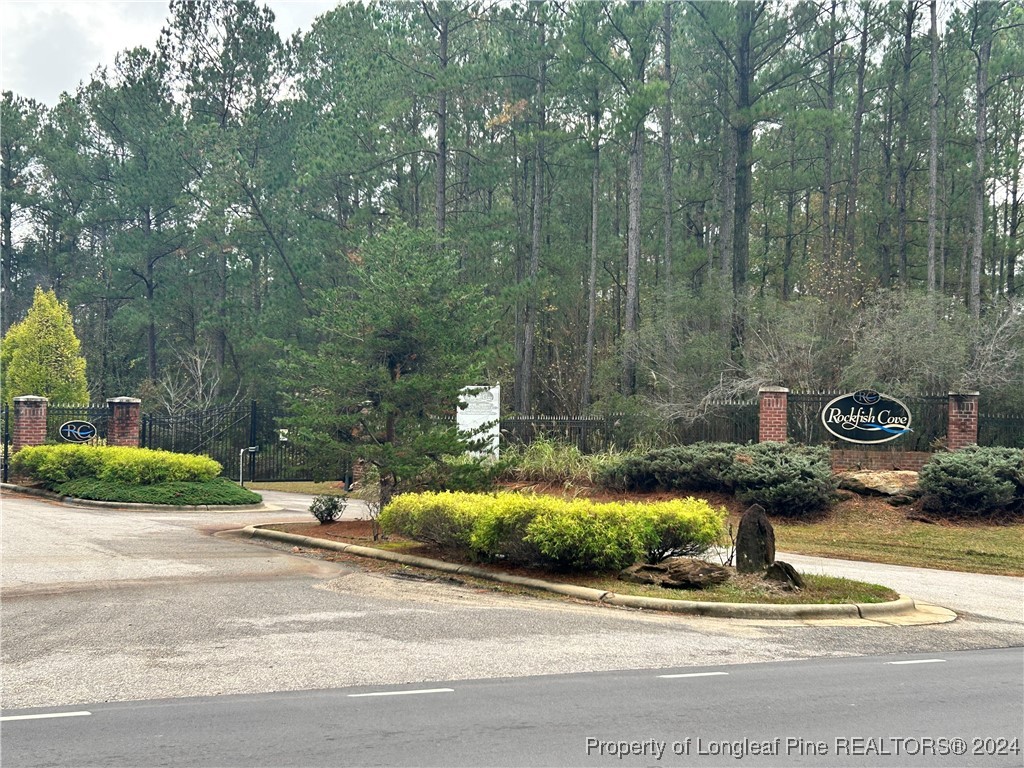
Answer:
820 390 913 445
59 420 98 443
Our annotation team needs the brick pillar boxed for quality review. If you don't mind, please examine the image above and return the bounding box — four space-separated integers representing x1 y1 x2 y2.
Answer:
12 396 48 453
947 392 979 450
758 387 789 443
107 397 142 447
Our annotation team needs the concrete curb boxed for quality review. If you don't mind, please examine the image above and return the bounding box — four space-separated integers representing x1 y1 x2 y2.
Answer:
244 524 925 621
1 482 272 513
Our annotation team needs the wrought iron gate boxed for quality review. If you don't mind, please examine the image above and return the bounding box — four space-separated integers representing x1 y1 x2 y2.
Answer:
141 402 317 482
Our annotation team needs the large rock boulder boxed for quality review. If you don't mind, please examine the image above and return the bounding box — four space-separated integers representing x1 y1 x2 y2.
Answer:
837 470 921 497
735 503 775 574
619 559 731 590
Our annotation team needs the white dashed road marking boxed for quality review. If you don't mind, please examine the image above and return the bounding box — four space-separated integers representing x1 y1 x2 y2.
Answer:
1 711 92 722
658 672 730 679
347 688 456 698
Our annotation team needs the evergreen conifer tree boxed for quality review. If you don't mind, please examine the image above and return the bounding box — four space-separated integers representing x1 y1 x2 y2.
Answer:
1 287 90 406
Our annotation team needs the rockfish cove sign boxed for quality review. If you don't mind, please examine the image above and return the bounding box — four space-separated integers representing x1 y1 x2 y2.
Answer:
820 390 913 444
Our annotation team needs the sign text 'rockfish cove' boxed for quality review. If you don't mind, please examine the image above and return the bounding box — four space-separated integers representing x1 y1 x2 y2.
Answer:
820 390 913 445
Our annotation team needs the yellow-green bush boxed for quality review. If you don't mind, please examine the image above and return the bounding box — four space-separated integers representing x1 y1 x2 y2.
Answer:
381 491 727 572
379 490 480 550
630 498 727 563
9 443 104 483
469 494 546 564
11 444 222 486
524 499 644 570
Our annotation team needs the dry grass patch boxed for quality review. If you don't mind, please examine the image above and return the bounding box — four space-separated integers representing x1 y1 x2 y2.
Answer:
769 496 1024 576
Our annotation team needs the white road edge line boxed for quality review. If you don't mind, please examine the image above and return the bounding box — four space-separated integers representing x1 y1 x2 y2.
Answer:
1 711 92 722
347 688 456 698
886 659 947 665
658 672 730 679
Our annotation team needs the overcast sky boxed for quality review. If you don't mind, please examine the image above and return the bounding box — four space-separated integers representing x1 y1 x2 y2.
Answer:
0 0 339 106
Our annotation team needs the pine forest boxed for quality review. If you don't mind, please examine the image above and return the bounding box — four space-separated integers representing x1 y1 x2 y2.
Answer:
2 0 1023 422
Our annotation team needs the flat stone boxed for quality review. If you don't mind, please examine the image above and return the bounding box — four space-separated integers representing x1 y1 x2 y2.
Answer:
837 470 921 497
619 559 731 590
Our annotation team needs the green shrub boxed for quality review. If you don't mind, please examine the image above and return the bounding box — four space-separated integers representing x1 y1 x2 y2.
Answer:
11 444 221 486
310 494 348 523
382 491 727 572
468 493 545 564
10 444 104 483
380 491 479 551
731 443 837 517
919 447 1024 517
95 447 221 484
524 499 644 571
417 454 502 493
54 477 261 506
598 441 835 517
611 443 739 492
631 497 727 563
598 454 653 492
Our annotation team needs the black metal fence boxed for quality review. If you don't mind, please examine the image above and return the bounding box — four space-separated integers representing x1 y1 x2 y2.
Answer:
47 404 110 444
3 396 1021 486
673 401 759 445
979 413 1024 448
787 392 948 451
499 402 759 454
141 402 323 482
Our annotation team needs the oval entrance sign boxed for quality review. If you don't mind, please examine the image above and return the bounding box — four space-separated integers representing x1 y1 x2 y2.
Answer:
820 390 913 445
59 420 98 443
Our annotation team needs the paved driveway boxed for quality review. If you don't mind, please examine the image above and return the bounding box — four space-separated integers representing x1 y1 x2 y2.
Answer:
2 491 1022 710
782 552 1024 624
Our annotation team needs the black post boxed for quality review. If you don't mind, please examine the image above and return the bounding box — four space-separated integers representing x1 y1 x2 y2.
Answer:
248 400 258 483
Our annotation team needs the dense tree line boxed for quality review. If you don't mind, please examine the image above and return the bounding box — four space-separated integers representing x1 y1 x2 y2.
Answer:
2 0 1023 419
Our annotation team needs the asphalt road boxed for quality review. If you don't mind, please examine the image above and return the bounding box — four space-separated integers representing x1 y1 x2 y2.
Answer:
2 649 1021 767
2 490 1022 716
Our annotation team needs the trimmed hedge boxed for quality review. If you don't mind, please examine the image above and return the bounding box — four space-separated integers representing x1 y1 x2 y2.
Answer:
11 444 222 486
599 441 837 517
54 477 261 506
919 447 1024 517
525 499 644 571
380 491 726 572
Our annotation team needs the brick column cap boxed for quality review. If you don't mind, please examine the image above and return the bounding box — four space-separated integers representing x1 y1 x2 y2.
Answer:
758 386 790 394
947 391 980 397
13 395 48 403
107 397 142 404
